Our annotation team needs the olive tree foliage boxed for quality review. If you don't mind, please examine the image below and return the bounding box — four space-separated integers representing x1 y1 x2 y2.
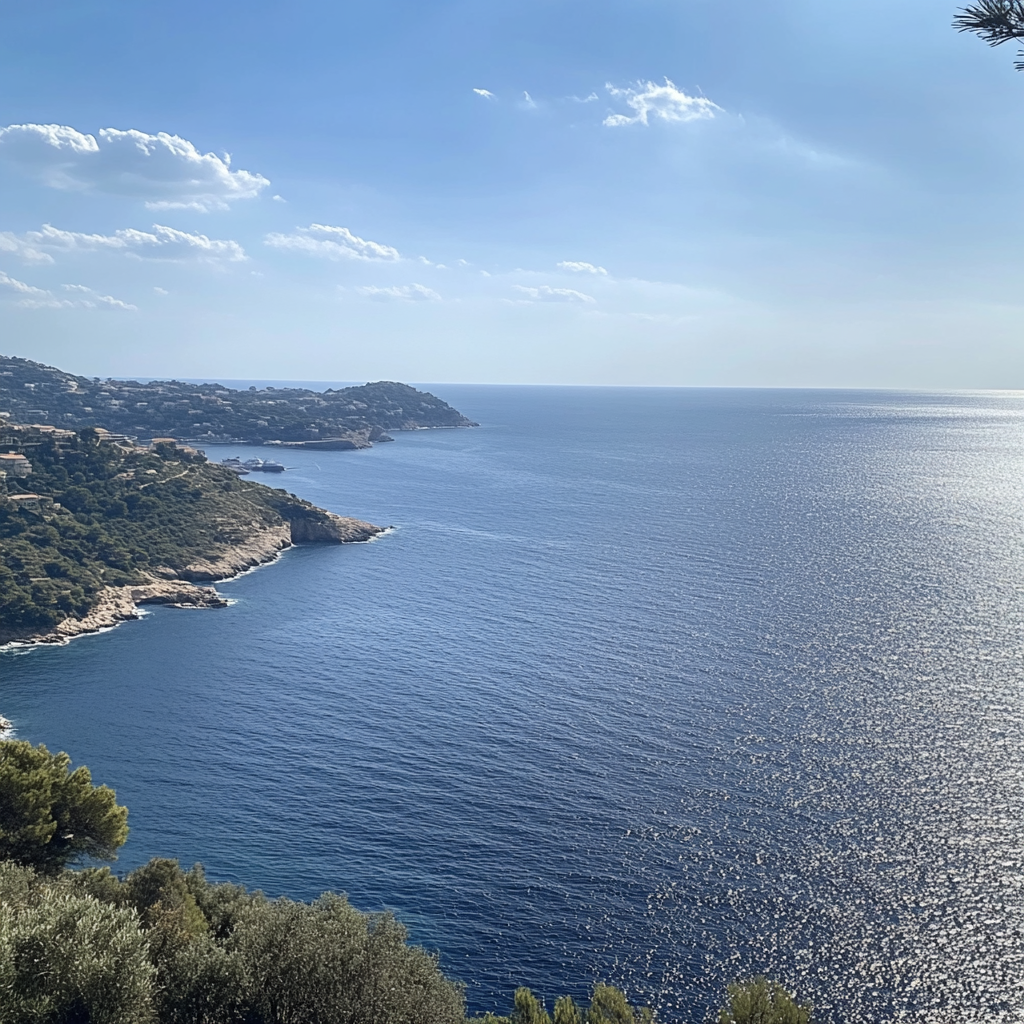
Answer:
718 977 812 1024
954 0 1024 68
0 740 128 873
74 858 467 1024
0 861 154 1024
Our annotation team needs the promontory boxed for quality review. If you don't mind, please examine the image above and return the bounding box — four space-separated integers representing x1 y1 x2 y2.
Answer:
0 356 476 646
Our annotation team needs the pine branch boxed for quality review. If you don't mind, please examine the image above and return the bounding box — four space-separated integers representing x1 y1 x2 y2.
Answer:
953 0 1024 45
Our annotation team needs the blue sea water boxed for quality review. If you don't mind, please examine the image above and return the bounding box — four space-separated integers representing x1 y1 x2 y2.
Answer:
2 387 1022 1023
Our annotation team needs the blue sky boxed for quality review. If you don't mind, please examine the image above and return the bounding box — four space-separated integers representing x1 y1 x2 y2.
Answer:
1 0 1023 386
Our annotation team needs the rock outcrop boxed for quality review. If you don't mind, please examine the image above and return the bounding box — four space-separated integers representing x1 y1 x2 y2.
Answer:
180 524 292 581
287 512 384 544
1 579 228 647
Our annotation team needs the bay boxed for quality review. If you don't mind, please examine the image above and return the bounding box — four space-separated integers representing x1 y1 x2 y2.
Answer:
2 386 1022 1022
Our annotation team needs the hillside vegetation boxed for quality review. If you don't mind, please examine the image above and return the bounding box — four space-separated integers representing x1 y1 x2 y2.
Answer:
0 354 476 445
0 427 376 640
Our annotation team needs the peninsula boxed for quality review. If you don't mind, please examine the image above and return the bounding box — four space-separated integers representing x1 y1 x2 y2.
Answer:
0 356 479 645
0 355 477 448
0 421 384 645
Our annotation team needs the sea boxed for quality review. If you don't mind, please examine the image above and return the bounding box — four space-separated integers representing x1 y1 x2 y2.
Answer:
1 386 1022 1023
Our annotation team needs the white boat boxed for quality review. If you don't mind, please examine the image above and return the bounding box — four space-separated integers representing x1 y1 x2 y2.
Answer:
243 458 286 473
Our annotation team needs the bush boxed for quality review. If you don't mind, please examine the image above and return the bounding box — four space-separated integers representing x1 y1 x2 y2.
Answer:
0 862 154 1024
1 857 465 1024
478 983 652 1024
718 977 812 1024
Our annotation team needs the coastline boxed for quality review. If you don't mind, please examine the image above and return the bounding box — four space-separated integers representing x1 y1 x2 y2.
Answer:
0 514 384 652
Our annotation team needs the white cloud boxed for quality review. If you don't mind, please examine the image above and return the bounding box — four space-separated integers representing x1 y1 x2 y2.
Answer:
356 283 440 302
0 270 134 310
473 88 495 99
154 286 169 295
266 224 400 261
571 92 600 103
558 261 607 276
0 270 51 298
61 284 137 310
603 79 719 127
514 285 594 303
0 232 54 264
0 123 269 210
521 91 537 110
21 223 246 262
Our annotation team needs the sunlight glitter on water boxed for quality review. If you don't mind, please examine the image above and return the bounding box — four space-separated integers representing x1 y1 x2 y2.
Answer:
2 388 1022 1022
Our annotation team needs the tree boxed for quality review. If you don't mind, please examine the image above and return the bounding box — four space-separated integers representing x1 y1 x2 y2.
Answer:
718 977 812 1024
554 995 583 1024
586 983 652 1024
954 0 1024 68
0 740 128 873
484 985 652 1024
512 987 552 1024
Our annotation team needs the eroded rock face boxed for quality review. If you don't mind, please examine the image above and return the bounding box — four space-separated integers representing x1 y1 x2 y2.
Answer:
180 524 292 581
131 583 228 609
288 512 383 544
0 579 230 647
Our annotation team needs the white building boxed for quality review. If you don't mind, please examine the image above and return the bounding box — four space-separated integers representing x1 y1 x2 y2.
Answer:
0 453 32 477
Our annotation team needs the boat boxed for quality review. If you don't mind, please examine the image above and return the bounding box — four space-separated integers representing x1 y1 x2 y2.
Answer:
219 457 250 475
242 458 286 473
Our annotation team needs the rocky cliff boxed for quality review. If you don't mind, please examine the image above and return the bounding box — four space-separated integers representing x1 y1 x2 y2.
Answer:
0 427 385 647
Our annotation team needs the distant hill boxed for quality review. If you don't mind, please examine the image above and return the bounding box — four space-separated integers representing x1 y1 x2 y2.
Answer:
0 355 476 446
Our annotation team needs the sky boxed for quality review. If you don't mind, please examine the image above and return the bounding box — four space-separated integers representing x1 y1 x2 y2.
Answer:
1 0 1023 387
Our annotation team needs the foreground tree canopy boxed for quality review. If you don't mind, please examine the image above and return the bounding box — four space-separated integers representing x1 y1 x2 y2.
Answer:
954 0 1024 67
0 740 128 873
0 858 467 1024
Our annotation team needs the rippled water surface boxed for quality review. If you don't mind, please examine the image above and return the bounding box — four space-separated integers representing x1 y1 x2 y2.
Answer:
2 387 1022 1022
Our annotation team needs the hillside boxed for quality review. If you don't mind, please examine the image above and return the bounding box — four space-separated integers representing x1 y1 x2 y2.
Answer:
0 354 476 446
0 424 382 645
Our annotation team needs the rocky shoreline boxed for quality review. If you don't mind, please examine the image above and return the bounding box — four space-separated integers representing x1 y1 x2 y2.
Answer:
0 514 384 649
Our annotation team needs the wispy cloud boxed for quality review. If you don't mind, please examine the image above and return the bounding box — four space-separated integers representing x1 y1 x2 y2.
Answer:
0 270 135 310
266 224 400 262
356 284 440 302
20 223 247 262
0 270 51 299
61 284 137 310
520 91 538 110
473 88 495 99
604 79 719 127
558 261 607 276
0 232 54 264
0 123 269 210
514 285 594 303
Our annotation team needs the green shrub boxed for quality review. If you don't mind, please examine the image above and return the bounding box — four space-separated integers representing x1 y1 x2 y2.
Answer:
719 977 812 1024
0 863 154 1024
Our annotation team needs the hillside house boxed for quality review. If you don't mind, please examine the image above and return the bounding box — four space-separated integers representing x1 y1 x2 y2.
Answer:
0 453 32 477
